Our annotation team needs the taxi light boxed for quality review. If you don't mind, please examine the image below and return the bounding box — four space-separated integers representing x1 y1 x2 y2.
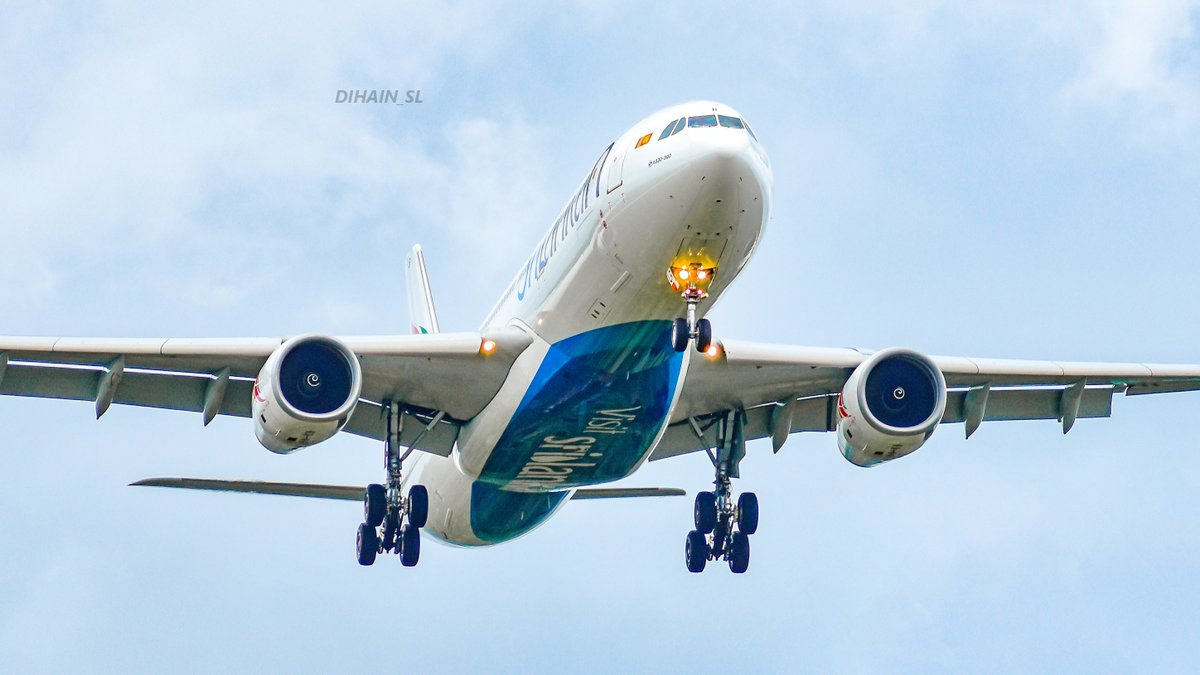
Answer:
706 344 720 358
481 339 497 354
678 268 689 280
697 269 708 280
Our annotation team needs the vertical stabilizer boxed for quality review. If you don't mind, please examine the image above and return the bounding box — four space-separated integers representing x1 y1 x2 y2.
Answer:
405 245 440 335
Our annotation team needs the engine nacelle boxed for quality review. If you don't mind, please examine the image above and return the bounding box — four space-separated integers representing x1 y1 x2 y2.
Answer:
836 348 947 467
252 335 362 454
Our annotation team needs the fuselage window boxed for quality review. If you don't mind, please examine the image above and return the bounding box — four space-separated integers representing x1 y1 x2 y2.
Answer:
718 115 744 129
688 115 718 128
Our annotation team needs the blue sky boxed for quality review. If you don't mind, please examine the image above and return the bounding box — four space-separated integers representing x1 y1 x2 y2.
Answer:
2 1 1199 672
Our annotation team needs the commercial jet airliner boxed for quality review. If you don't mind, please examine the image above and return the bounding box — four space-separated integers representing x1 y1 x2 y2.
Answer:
4 101 1199 573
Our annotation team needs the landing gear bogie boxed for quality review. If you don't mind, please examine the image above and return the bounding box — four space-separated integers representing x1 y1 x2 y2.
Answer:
356 401 429 568
681 410 760 574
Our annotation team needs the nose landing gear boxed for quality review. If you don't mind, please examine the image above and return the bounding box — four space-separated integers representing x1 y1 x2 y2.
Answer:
684 410 758 574
356 401 430 567
668 263 715 354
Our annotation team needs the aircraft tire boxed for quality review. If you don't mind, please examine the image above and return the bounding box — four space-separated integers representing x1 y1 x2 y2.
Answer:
671 318 690 352
365 483 386 528
737 492 759 535
400 526 421 567
694 491 718 534
356 522 378 566
728 531 750 574
685 530 708 573
695 318 712 353
408 485 429 528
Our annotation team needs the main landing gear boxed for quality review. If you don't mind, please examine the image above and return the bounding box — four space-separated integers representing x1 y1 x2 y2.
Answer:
668 262 715 354
684 410 758 574
357 401 429 567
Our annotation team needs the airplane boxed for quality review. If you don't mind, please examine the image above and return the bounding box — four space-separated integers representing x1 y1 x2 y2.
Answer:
3 100 1199 574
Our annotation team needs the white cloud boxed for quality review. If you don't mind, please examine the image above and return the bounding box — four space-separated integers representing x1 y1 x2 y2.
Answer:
0 2 551 314
1061 0 1200 137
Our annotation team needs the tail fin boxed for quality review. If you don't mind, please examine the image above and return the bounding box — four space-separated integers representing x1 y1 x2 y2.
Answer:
405 244 440 335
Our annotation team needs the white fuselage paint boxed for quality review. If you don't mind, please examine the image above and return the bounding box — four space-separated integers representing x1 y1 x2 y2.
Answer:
406 102 772 546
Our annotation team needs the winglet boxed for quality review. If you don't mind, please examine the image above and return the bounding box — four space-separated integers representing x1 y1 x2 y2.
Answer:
405 244 440 335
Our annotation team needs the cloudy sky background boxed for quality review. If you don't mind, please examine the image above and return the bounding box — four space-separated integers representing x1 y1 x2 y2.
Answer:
2 1 1199 671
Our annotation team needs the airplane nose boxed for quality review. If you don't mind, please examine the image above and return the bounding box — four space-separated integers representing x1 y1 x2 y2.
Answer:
690 130 771 192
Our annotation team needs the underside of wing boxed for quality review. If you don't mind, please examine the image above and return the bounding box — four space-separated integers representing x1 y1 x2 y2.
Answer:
0 327 533 455
655 339 1200 461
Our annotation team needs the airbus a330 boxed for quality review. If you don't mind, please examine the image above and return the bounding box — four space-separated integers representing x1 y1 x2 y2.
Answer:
5 101 1198 573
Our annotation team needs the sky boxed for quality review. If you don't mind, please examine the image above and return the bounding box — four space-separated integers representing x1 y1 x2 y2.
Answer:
2 1 1199 672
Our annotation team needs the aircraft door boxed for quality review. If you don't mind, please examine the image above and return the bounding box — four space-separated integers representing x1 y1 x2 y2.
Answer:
606 142 626 193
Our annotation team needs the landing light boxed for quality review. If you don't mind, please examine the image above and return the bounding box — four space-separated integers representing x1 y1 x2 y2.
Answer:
481 339 497 354
706 344 720 358
696 270 708 280
679 269 690 280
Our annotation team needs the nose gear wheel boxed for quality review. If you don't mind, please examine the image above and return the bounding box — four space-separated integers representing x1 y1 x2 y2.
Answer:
669 264 716 354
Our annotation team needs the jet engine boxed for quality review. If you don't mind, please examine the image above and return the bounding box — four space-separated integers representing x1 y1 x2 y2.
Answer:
252 335 362 454
836 348 947 467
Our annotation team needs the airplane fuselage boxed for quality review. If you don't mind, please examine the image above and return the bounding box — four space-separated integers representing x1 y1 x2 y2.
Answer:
408 102 773 546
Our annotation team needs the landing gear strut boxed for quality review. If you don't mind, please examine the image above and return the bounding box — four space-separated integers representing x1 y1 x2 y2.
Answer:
684 410 758 574
357 401 429 567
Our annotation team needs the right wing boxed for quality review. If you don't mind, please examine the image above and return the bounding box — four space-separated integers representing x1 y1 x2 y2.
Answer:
0 328 533 455
652 340 1200 460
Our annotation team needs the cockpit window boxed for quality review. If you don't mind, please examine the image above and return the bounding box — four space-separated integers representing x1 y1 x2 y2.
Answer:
670 117 686 136
718 115 744 129
744 122 759 141
658 120 676 140
688 115 718 128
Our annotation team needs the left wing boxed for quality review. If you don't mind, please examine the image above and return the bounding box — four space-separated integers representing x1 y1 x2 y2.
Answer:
653 340 1200 460
0 329 533 453
131 478 685 501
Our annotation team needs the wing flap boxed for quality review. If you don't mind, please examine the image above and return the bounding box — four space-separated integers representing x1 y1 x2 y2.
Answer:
942 386 1114 424
653 385 1118 461
1 362 254 418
